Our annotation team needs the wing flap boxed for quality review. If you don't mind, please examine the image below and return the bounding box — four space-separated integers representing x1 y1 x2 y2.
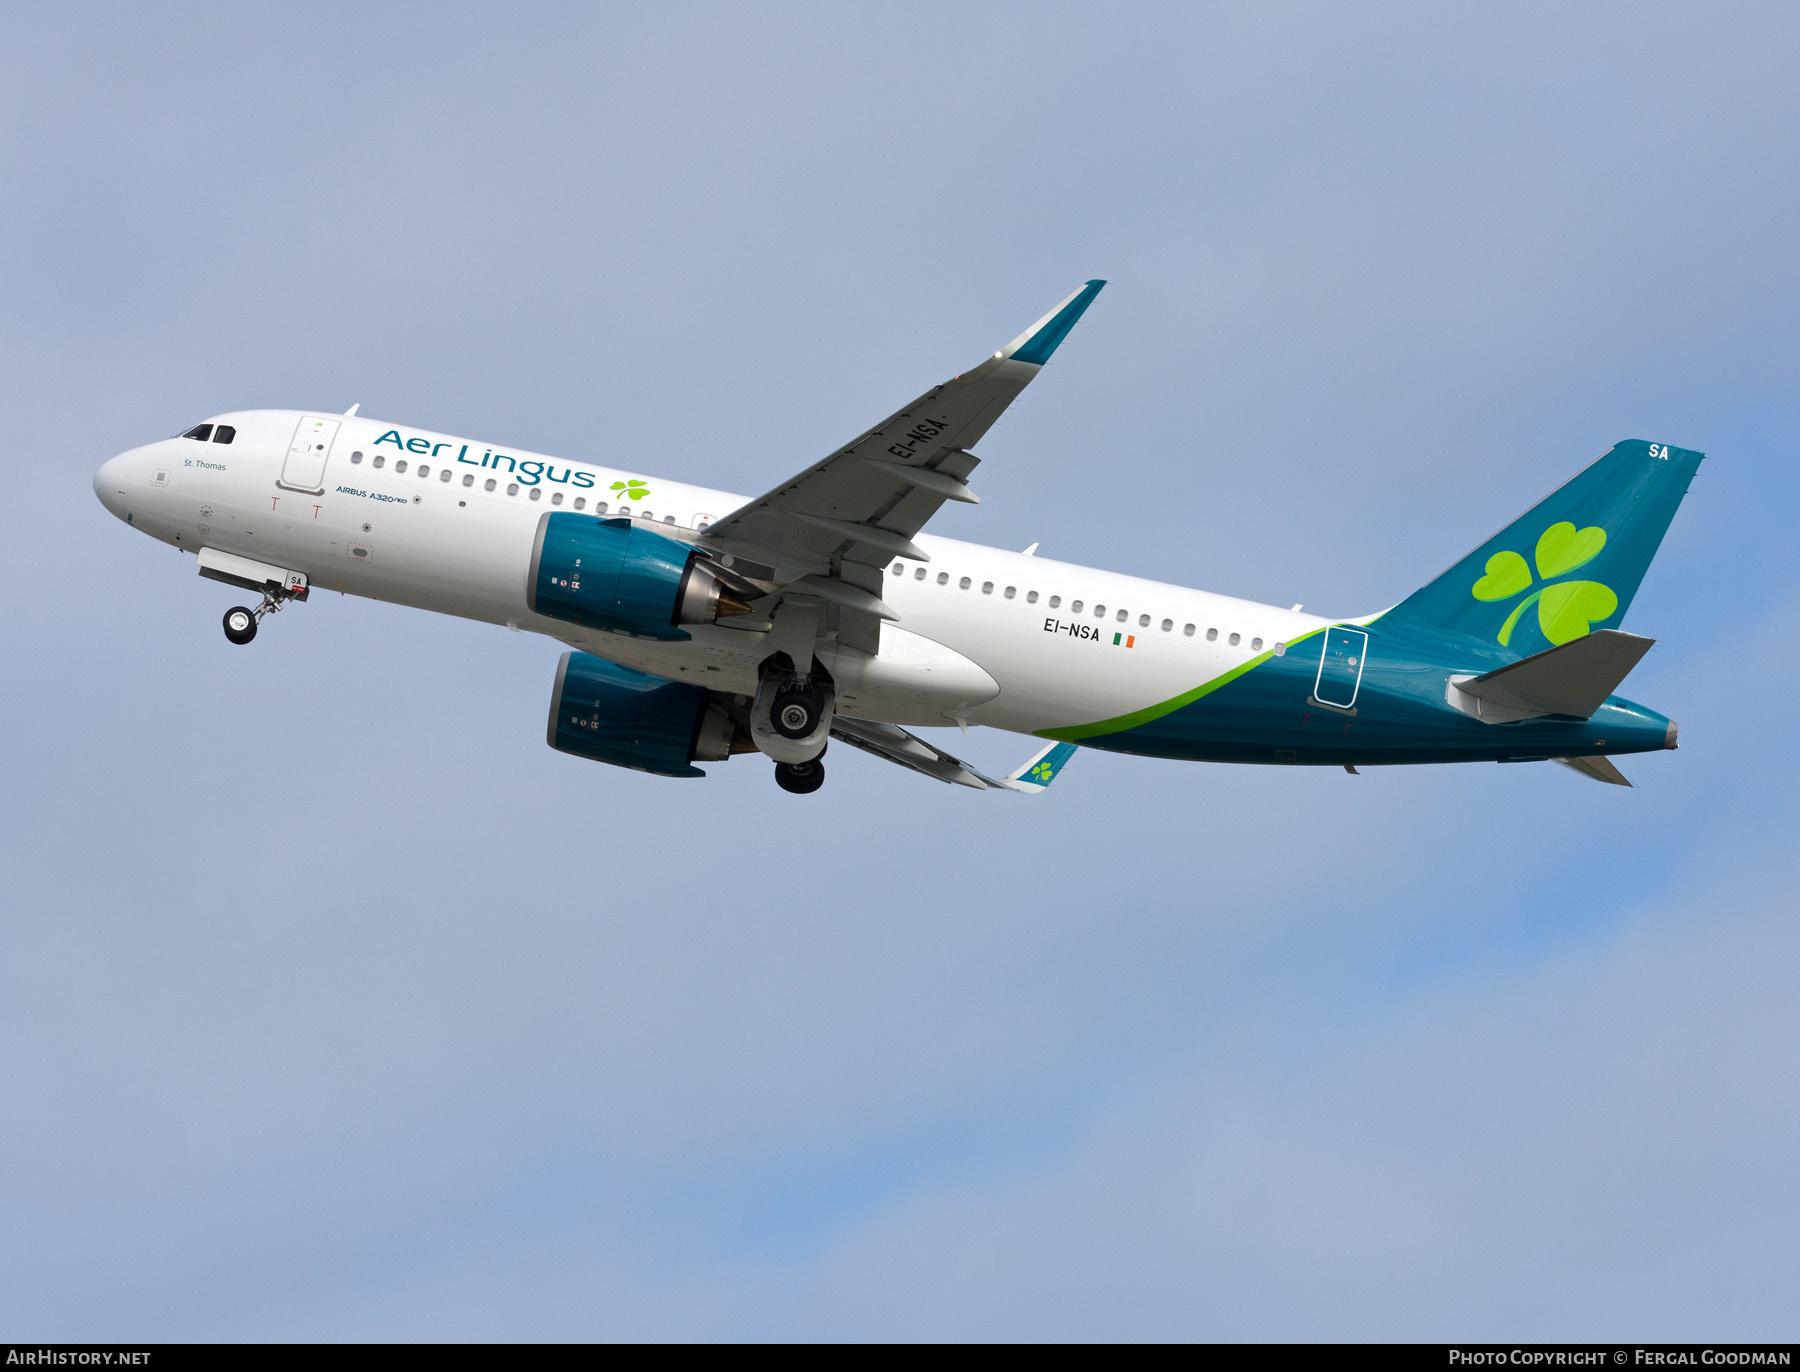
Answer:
829 720 1079 794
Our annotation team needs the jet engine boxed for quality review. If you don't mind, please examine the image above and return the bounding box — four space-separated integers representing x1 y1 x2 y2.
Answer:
547 651 741 777
527 513 751 640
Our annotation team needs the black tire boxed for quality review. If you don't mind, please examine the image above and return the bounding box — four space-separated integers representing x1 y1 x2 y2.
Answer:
222 606 258 645
770 681 823 739
773 759 825 794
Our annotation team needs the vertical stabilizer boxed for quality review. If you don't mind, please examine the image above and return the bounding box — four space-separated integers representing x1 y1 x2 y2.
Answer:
1381 440 1702 655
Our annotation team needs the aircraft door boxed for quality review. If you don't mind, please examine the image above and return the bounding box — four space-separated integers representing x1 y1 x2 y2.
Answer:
280 416 340 494
1313 626 1368 708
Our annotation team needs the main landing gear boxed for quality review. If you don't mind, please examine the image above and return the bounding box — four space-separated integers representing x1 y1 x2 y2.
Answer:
221 589 292 646
773 756 826 795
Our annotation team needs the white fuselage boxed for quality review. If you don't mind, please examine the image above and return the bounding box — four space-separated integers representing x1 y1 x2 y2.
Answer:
96 410 1330 737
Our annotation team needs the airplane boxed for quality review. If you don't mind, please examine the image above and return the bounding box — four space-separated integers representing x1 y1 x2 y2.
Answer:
92 281 1699 794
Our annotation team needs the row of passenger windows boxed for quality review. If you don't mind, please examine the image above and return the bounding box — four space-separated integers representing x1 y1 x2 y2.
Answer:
181 424 236 444
890 560 1275 652
322 449 1270 649
344 451 693 521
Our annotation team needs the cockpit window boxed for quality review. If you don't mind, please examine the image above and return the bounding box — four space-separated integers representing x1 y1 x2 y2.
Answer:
212 425 235 444
182 424 213 441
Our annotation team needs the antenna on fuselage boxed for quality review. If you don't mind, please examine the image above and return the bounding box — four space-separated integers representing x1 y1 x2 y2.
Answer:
343 403 360 416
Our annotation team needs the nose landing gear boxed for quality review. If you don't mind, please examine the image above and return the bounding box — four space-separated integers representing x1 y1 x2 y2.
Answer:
220 588 294 646
222 605 258 645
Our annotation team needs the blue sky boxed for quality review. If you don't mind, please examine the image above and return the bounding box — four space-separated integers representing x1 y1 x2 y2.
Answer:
3 2 1797 1340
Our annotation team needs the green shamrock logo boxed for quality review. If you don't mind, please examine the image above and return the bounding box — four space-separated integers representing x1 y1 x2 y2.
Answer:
1028 760 1055 782
610 479 650 502
1471 521 1618 647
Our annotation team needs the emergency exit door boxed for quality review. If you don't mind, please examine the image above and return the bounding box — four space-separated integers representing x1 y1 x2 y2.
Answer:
1313 626 1369 709
280 416 340 493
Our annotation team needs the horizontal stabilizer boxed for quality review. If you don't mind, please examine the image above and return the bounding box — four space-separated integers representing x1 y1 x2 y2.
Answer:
1460 629 1654 720
1554 754 1632 787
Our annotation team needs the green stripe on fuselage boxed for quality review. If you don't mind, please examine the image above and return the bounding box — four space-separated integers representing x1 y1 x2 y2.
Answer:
1037 627 1328 742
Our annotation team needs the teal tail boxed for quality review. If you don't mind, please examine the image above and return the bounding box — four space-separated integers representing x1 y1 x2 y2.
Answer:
1380 439 1704 655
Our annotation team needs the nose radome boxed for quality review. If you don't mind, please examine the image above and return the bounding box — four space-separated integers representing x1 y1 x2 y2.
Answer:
93 452 131 518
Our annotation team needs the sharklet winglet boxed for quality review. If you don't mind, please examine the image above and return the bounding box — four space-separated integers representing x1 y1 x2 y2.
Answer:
1002 280 1106 366
999 740 1078 793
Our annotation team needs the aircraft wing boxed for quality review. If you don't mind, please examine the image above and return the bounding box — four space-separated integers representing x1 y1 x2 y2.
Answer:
829 717 1078 793
701 281 1106 653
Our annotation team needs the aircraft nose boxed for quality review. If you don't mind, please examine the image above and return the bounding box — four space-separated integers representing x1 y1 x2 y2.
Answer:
93 452 131 518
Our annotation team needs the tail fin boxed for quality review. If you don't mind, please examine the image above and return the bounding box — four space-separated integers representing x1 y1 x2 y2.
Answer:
1381 440 1703 655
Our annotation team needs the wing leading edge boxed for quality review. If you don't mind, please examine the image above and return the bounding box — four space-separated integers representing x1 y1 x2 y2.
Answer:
701 281 1106 653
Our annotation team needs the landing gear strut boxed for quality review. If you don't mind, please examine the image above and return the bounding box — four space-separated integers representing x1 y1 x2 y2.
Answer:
774 757 826 795
221 590 289 646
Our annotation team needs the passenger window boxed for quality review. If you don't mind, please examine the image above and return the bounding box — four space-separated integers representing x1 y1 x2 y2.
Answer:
1026 590 1037 603
915 567 926 580
1071 600 1083 613
1116 609 1128 623
1004 586 1016 599
395 459 408 474
1229 632 1240 646
573 497 586 510
1184 624 1196 636
372 455 386 469
551 491 564 505
617 506 630 516
484 478 497 492
937 572 949 585
350 451 363 465
1139 614 1150 628
418 465 429 478
212 425 235 444
1206 627 1218 641
1251 637 1262 651
1049 596 1061 608
439 468 451 482
663 515 675 525
892 562 905 576
959 577 971 590
642 510 653 521
1161 618 1172 632
507 483 519 496
595 502 608 513
982 581 994 594
182 424 213 441
529 487 542 501
1094 604 1105 617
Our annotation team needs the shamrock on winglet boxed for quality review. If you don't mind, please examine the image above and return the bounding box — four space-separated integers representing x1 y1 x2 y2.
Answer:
1470 521 1619 647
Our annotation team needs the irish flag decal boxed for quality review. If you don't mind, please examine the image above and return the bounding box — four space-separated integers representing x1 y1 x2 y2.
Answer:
1112 633 1135 648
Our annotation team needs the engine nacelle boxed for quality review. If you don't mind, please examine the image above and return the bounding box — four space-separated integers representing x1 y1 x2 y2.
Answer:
527 513 748 640
547 651 736 778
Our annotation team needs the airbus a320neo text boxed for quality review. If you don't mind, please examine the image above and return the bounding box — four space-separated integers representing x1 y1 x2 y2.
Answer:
94 282 1696 795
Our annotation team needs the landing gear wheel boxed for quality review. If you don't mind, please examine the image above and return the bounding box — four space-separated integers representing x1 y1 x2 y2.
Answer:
771 681 824 739
222 606 258 645
774 759 825 794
